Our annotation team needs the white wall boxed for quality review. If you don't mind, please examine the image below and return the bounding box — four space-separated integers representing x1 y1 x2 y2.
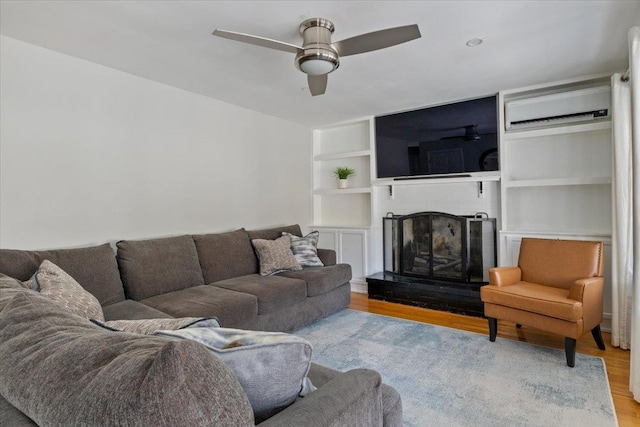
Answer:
0 36 312 249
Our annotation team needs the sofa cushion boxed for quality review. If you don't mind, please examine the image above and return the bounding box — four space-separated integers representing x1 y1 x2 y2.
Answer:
278 264 352 297
283 231 324 267
117 235 205 300
317 248 337 266
92 317 221 334
0 243 125 306
194 228 258 283
27 260 104 321
214 274 307 314
306 363 403 427
102 299 175 321
0 291 254 427
0 274 29 290
252 236 302 276
0 275 35 311
247 224 303 241
0 394 35 427
140 285 258 327
156 327 314 423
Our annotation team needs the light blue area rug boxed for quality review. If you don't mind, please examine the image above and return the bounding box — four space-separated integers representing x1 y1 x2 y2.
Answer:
294 310 617 427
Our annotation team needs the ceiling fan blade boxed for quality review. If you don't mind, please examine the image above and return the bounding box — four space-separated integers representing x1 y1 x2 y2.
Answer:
213 29 303 54
332 24 421 57
308 74 328 96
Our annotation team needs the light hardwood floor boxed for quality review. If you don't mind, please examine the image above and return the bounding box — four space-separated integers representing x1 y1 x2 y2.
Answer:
348 292 640 427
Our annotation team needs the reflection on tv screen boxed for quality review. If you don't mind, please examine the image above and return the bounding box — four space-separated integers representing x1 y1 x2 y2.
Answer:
375 95 498 179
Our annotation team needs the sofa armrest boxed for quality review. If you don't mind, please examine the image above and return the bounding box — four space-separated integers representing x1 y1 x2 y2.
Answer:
258 369 383 427
317 248 337 266
489 266 522 287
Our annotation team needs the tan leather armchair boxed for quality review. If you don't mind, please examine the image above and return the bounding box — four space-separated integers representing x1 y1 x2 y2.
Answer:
480 238 605 367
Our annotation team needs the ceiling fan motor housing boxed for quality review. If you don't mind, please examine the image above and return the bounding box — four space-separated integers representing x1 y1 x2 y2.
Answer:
295 18 339 75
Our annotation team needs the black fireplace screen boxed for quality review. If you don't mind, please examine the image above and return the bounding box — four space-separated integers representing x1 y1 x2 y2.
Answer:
384 212 496 283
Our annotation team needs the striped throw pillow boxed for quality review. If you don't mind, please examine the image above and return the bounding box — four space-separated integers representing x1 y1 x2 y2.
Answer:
282 231 324 267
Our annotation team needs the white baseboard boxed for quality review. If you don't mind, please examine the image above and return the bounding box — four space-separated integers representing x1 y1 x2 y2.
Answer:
350 279 368 294
601 313 612 333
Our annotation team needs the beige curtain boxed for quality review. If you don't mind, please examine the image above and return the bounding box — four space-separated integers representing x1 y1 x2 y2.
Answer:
611 65 633 349
612 26 640 402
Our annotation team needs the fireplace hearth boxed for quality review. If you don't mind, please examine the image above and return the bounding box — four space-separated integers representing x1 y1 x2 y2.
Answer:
367 212 496 317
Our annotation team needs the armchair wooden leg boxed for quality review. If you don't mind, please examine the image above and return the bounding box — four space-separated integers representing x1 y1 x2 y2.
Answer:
488 317 497 342
565 338 576 367
591 325 606 350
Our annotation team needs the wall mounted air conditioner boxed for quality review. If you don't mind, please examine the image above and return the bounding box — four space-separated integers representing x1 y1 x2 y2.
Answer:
505 86 610 130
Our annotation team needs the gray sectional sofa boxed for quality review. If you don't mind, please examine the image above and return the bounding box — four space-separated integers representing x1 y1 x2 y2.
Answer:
0 224 402 426
1 225 351 330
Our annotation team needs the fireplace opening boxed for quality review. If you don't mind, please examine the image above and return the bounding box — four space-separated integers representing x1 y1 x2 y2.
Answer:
369 211 497 316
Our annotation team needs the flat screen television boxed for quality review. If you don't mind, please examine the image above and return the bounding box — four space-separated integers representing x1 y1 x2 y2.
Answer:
375 95 498 179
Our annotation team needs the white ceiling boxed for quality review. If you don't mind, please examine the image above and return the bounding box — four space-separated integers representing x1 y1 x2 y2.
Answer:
1 1 638 127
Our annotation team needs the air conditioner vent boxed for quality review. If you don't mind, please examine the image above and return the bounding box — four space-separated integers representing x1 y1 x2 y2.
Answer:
505 86 610 131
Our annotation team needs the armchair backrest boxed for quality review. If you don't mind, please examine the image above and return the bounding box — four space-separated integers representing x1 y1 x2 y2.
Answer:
518 238 604 289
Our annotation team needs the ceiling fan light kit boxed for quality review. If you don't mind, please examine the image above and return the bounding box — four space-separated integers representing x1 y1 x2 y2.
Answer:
295 18 340 75
296 49 339 75
213 18 421 96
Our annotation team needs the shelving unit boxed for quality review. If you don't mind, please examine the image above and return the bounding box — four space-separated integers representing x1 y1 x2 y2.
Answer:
312 118 374 228
498 75 614 330
311 118 375 292
498 75 613 264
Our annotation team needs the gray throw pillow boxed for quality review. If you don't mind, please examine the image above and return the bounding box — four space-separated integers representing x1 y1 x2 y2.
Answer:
0 291 254 426
251 236 302 276
155 326 315 423
282 231 325 267
26 260 105 321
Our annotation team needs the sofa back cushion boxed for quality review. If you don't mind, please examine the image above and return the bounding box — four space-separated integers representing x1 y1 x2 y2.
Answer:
194 228 258 283
0 291 254 427
0 244 125 306
247 224 303 241
117 235 205 300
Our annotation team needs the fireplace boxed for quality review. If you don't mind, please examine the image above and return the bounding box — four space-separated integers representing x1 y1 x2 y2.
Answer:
384 212 496 282
368 212 496 316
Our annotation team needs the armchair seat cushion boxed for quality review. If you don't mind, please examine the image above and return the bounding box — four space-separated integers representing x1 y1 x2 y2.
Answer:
481 281 582 321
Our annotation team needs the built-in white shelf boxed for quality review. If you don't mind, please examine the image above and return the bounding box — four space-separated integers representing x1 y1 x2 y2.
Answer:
504 176 612 188
313 150 371 161
313 187 372 195
500 229 612 240
505 120 611 140
373 173 500 187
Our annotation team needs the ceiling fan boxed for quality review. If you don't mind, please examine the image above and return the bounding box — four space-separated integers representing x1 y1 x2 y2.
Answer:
439 125 482 141
213 18 421 96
